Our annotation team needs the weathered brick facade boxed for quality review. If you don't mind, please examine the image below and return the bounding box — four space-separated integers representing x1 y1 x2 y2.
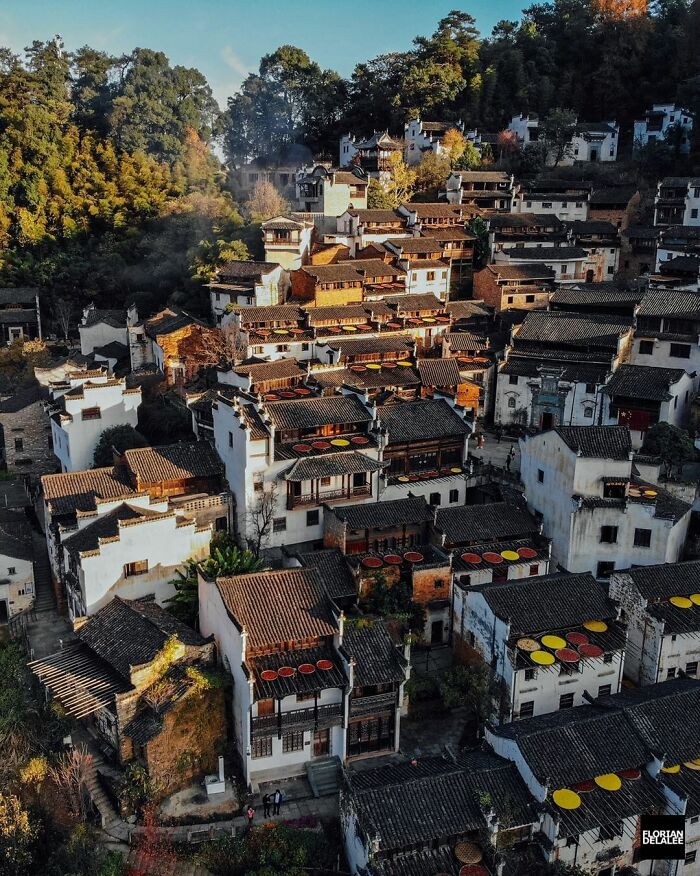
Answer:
0 386 57 483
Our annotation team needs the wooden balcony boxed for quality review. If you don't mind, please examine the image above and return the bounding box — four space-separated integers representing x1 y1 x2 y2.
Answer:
250 702 344 739
287 484 371 510
349 691 398 718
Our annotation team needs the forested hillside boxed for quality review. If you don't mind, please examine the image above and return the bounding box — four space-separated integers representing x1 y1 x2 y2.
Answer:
1 1 699 326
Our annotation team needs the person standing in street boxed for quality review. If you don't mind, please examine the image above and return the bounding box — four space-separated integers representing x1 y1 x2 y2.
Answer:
246 804 255 828
273 788 282 815
263 793 271 818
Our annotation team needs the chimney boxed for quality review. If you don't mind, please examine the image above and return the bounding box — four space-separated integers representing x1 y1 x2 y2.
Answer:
218 755 225 783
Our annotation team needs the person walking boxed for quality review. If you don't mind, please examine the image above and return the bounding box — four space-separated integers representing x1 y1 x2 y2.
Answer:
273 788 282 815
263 793 271 818
246 805 255 828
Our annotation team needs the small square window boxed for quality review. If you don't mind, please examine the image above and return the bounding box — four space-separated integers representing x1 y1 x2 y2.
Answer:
583 407 593 419
686 850 697 865
507 296 514 304
509 375 518 385
7 567 15 576
670 343 691 359
306 510 319 527
282 731 304 752
559 693 574 710
124 560 149 577
597 561 615 579
585 383 595 394
524 669 537 681
525 294 535 303
529 564 539 576
598 684 612 697
429 492 441 506
600 525 618 544
603 653 613 664
519 700 534 719
638 340 654 355
449 489 459 503
252 736 273 758
13 437 23 452
685 661 698 677
634 528 651 548
273 517 287 532
426 271 435 281
320 476 331 486
537 469 544 483
667 667 676 679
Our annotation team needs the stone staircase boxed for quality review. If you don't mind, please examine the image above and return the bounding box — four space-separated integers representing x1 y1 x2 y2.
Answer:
79 741 129 842
31 532 55 614
305 756 342 798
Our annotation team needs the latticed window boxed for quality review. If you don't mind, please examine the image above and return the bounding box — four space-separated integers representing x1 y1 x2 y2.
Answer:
252 736 272 759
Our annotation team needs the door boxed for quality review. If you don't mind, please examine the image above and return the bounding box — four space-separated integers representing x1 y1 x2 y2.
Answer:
540 411 554 430
0 600 8 623
586 269 594 283
590 149 598 162
431 619 443 645
313 728 330 757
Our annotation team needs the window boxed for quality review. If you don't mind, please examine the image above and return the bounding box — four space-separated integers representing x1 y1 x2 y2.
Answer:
306 510 319 527
597 561 615 579
542 202 552 209
576 202 583 208
81 406 101 420
537 468 544 483
607 266 614 274
560 265 567 274
124 560 149 577
320 476 331 486
526 201 532 208
685 661 699 677
426 271 435 282
603 653 613 664
525 294 535 303
13 437 22 452
253 480 263 493
559 693 574 710
686 851 697 865
519 700 534 719
638 340 654 355
509 375 518 385
273 517 286 532
529 564 539 576
670 343 691 359
507 295 514 304
634 528 652 548
252 736 272 759
449 489 459 503
667 667 676 679
600 525 618 544
429 492 441 506
583 406 593 419
524 669 537 681
7 567 15 576
598 684 612 697
282 731 304 753
585 383 596 394
692 209 699 219
562 201 568 207
228 431 233 448
507 397 516 408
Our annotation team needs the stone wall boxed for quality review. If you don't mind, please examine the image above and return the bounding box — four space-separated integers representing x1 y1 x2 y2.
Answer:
0 398 56 482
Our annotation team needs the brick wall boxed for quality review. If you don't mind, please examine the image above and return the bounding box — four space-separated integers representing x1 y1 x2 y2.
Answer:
0 399 56 482
412 564 451 606
472 269 503 312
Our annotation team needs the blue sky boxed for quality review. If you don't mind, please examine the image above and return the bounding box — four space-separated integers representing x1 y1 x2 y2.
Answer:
0 1 525 107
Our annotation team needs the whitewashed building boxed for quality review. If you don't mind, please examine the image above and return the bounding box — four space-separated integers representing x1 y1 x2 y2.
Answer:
511 190 589 221
463 571 624 722
487 679 700 875
609 561 700 687
78 306 127 356
60 498 211 620
632 287 700 375
403 119 461 166
654 177 700 227
208 262 290 320
199 567 409 788
520 426 692 578
506 114 619 163
493 245 588 283
49 375 142 472
0 511 34 622
634 103 694 154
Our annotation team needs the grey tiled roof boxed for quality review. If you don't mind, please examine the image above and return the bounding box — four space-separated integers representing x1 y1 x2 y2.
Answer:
417 358 461 386
554 425 632 459
280 450 384 481
328 496 433 529
505 246 588 260
383 293 445 312
77 597 206 680
434 501 539 545
265 394 371 430
346 751 536 854
516 311 633 347
485 263 555 280
0 287 38 306
124 442 223 483
343 621 406 687
378 399 471 443
444 332 490 351
295 548 357 601
324 336 414 356
604 364 686 401
638 287 700 318
0 510 33 561
477 571 616 635
216 260 279 280
618 560 700 600
550 284 643 306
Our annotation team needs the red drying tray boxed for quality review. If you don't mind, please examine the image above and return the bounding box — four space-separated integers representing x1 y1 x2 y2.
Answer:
461 553 482 564
566 631 589 646
619 768 641 780
260 670 278 682
483 552 504 564
316 659 334 671
278 666 295 678
362 556 383 569
384 554 403 565
293 443 312 453
517 547 538 559
351 435 369 444
404 551 424 563
555 647 580 663
298 663 315 674
578 643 604 658
573 780 595 793
312 441 332 450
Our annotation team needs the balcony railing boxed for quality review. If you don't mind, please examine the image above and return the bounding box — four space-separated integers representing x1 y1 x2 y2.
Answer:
287 484 371 510
350 691 398 718
250 702 344 739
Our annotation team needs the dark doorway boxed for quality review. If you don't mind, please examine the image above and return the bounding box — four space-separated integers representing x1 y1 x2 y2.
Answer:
0 600 8 623
540 411 555 430
590 149 598 161
431 619 443 645
586 269 594 283
313 729 330 757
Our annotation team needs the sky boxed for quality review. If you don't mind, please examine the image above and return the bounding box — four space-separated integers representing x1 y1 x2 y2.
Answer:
0 0 525 107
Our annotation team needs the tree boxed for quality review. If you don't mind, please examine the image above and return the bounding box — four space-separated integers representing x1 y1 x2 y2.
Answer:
49 746 93 821
92 424 147 467
540 107 577 166
0 792 36 875
246 482 279 557
415 153 451 196
245 180 288 222
442 127 467 164
468 216 490 268
166 541 265 627
383 152 417 208
642 422 696 478
52 296 74 340
453 140 481 170
366 178 394 209
439 662 499 722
